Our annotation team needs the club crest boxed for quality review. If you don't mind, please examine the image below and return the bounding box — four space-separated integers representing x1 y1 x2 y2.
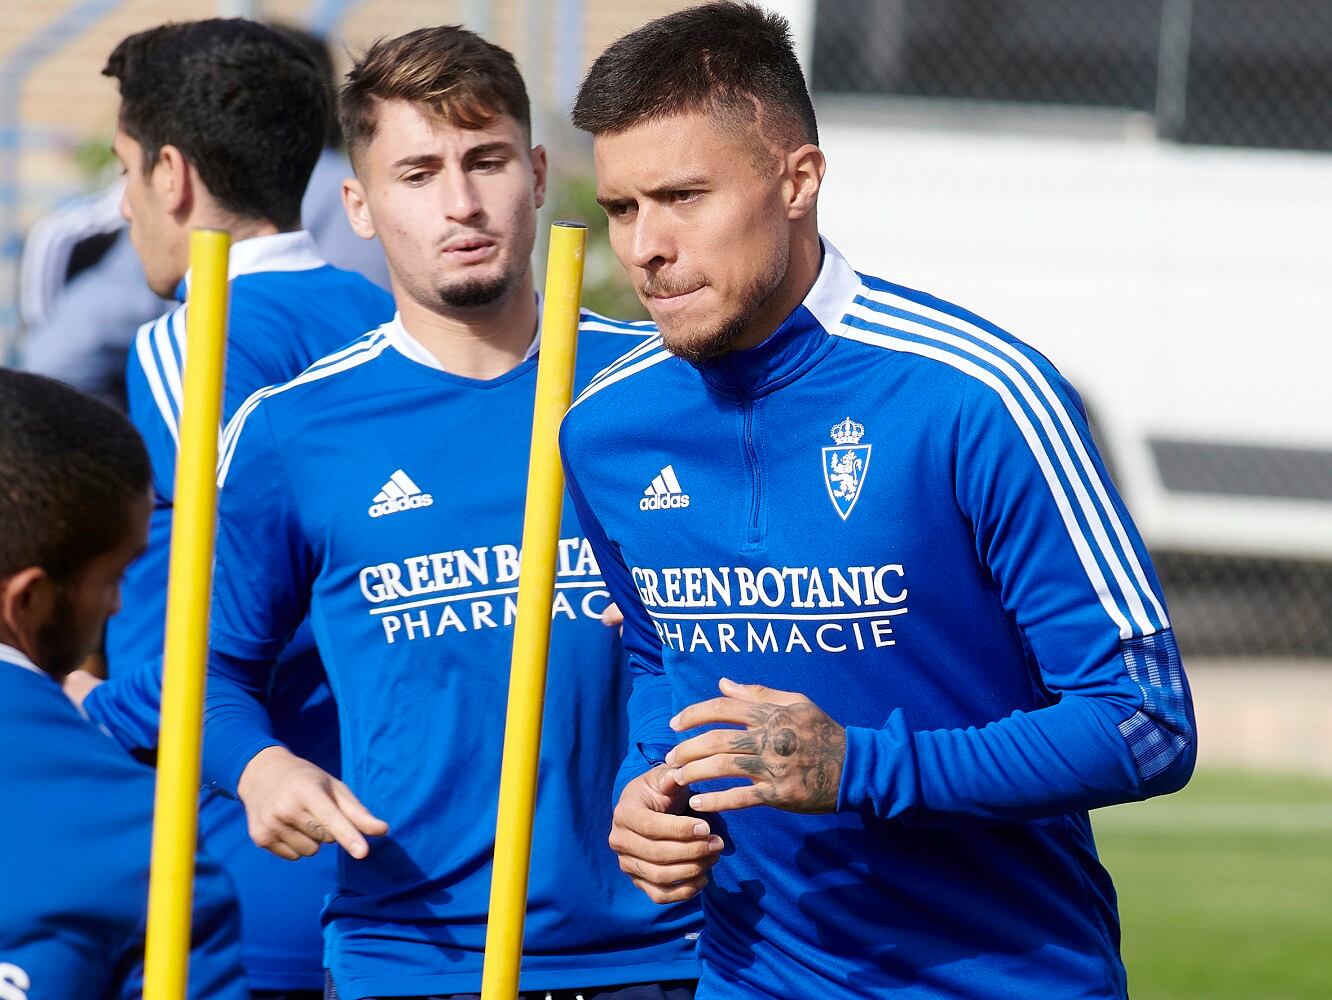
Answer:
822 417 871 520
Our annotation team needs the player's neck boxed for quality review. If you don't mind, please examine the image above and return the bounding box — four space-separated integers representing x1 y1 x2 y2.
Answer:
397 272 539 380
730 226 823 354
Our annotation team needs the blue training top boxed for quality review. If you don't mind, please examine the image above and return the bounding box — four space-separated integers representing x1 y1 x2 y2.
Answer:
88 230 394 991
559 239 1196 1000
200 312 703 1000
0 645 245 1000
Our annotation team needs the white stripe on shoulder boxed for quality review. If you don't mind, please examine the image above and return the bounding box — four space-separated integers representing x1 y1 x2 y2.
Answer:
134 315 180 450
853 285 1166 632
583 331 665 390
580 309 656 334
570 347 674 411
218 330 390 487
157 307 187 415
835 320 1135 640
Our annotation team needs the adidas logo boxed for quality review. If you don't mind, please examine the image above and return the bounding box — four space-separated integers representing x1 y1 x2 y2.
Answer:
640 465 691 511
368 469 434 518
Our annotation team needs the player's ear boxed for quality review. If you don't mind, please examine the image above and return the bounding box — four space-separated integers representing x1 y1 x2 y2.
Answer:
0 566 55 656
342 177 377 240
784 144 825 222
530 144 548 211
155 144 192 217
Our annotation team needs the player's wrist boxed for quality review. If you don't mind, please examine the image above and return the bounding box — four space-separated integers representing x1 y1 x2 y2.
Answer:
236 742 295 801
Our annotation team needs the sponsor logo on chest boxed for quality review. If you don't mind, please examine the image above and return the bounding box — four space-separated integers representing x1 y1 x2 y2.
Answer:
368 468 434 518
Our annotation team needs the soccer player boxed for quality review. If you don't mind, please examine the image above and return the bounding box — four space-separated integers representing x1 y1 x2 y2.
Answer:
67 19 393 999
201 26 701 1000
561 4 1197 998
0 369 245 999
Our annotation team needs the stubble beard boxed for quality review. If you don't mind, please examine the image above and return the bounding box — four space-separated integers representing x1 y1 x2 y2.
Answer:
654 243 790 365
34 586 82 679
435 271 514 309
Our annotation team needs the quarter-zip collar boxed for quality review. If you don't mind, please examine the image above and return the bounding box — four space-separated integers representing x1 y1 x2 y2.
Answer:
699 237 862 399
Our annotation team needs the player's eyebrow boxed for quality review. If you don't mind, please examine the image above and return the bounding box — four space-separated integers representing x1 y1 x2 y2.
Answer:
643 175 709 197
462 141 517 162
390 153 442 171
595 176 710 211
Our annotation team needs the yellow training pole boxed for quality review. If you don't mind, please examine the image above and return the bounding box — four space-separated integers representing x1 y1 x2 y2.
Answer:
481 222 587 1000
144 228 231 1000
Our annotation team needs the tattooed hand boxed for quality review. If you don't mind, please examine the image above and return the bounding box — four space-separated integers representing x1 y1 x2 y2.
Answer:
665 678 847 814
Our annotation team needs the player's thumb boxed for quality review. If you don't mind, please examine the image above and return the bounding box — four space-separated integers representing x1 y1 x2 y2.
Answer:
331 780 390 837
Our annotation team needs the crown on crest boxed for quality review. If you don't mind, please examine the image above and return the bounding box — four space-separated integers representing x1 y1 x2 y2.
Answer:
830 416 865 445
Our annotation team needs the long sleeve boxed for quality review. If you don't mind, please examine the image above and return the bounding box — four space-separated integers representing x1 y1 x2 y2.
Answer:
838 362 1195 824
99 312 188 726
564 450 675 802
201 396 313 795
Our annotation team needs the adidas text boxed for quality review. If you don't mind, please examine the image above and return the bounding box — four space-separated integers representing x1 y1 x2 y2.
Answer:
640 493 690 511
369 494 434 518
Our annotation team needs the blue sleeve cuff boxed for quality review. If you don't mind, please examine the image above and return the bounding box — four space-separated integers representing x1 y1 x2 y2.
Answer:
836 710 918 819
203 733 288 797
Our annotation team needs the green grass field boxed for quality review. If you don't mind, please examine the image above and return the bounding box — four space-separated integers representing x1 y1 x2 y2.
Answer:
1094 769 1332 999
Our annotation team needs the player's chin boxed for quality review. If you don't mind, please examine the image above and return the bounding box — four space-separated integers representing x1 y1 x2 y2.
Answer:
657 323 733 364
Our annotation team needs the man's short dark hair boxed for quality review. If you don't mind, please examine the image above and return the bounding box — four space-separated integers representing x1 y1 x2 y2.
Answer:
572 2 817 155
270 23 341 149
339 27 531 164
0 370 150 582
104 19 327 229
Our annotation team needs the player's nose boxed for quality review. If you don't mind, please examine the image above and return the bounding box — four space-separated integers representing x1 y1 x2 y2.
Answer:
440 172 483 225
629 205 675 270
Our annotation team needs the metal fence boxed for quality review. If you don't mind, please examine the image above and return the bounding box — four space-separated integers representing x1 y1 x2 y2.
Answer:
811 0 1332 151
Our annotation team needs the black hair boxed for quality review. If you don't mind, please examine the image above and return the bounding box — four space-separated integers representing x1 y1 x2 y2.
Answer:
572 2 817 150
0 370 151 582
104 18 327 229
269 22 342 148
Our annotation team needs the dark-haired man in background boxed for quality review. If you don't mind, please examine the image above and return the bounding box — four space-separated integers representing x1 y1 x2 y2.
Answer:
562 3 1195 998
63 19 393 999
0 369 245 999
17 24 388 410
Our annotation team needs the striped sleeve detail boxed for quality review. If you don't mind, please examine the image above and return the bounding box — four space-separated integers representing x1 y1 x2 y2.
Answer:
1117 630 1192 780
218 329 390 487
837 282 1168 641
133 307 188 450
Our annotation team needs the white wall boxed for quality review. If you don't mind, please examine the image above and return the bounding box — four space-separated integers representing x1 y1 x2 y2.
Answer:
817 115 1332 557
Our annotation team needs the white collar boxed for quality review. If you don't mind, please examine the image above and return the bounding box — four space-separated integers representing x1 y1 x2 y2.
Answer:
383 304 542 372
183 230 326 292
0 642 45 677
804 236 865 334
